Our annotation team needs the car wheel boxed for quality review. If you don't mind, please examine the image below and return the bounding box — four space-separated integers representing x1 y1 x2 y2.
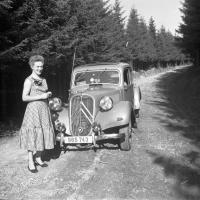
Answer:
135 109 139 118
119 120 132 151
132 111 137 128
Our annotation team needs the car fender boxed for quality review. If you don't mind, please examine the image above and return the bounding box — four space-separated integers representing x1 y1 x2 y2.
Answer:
133 85 141 110
95 101 132 130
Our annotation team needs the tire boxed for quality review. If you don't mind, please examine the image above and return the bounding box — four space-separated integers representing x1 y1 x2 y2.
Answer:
119 120 132 151
132 111 137 128
135 109 139 118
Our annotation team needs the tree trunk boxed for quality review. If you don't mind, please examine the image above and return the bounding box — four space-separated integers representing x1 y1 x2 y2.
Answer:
0 72 7 121
195 49 200 67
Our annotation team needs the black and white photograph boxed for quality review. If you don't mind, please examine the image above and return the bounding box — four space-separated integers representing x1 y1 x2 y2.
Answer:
0 0 200 199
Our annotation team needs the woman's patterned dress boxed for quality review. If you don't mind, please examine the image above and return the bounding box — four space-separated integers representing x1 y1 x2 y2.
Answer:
19 76 55 151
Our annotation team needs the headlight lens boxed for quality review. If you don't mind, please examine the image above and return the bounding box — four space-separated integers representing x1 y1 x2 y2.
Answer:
49 97 62 111
99 96 113 111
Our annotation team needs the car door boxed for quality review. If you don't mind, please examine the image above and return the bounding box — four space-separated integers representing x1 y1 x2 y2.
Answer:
123 67 133 105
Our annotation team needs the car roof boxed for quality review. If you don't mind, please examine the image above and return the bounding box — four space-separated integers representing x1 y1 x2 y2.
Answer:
73 62 130 73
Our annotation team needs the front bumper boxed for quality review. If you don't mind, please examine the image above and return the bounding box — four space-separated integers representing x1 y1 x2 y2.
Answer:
56 132 125 147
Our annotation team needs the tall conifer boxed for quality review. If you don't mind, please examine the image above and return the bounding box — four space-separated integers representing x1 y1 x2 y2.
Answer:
178 0 200 66
105 0 126 61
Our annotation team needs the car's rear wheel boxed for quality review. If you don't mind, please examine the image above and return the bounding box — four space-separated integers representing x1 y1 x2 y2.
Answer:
119 119 132 151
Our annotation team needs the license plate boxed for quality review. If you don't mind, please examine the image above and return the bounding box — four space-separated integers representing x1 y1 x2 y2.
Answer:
64 136 93 144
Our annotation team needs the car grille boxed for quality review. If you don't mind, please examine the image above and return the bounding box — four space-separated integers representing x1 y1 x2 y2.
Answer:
70 95 94 136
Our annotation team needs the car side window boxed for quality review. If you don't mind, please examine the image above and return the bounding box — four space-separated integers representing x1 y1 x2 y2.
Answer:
123 68 131 86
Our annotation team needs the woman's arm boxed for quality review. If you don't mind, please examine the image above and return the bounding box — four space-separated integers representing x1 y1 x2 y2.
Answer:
22 78 51 102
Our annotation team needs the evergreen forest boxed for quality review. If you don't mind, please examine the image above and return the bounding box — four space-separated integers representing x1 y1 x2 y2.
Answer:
0 0 198 122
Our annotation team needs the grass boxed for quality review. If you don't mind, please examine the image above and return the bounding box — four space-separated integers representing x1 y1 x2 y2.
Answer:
132 64 191 79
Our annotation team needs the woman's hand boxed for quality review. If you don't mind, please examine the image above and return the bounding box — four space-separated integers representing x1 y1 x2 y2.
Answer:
47 91 52 97
41 92 52 99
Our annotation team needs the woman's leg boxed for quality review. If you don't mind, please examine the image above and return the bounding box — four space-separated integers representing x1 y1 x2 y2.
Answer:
35 151 48 164
28 150 36 170
35 151 48 167
35 151 43 164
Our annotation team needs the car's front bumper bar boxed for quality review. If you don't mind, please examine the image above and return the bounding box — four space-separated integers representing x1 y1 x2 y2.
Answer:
56 132 125 147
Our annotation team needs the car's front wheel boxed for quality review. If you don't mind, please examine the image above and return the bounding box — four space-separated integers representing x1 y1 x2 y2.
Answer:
119 120 132 151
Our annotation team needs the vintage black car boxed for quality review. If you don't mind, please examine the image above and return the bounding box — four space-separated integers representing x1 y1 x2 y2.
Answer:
49 62 141 151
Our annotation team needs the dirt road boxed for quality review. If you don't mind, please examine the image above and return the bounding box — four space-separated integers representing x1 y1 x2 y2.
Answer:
1 65 200 200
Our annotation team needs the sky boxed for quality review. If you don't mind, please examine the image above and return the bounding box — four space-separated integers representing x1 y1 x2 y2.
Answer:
109 0 183 35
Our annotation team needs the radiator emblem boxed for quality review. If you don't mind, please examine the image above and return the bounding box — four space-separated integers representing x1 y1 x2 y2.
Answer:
78 127 83 133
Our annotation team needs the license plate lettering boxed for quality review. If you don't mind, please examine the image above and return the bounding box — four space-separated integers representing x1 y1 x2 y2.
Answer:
68 137 75 143
74 137 78 143
79 137 86 143
64 136 92 144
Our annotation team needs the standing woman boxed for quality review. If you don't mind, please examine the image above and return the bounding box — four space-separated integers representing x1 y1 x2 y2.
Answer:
19 55 55 173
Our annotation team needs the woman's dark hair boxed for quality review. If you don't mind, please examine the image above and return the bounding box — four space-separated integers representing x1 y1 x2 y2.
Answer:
29 55 44 67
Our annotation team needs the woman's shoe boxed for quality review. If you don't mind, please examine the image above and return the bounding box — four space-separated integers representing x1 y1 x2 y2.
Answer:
28 166 38 173
35 160 48 167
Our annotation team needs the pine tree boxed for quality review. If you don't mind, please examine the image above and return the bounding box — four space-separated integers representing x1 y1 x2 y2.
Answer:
127 10 157 69
148 17 157 62
0 0 18 64
138 17 156 64
105 0 127 62
156 26 169 65
126 8 140 68
148 17 156 40
66 0 113 65
157 26 181 66
178 0 200 66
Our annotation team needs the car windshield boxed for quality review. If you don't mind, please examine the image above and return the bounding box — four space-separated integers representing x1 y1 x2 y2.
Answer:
74 70 119 86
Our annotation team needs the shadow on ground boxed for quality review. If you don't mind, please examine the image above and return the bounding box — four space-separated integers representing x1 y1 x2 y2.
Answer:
42 140 119 161
42 143 63 161
146 65 200 200
147 150 200 200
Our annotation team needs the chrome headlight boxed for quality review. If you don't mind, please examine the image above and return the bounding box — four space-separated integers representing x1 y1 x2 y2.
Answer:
99 96 113 111
49 97 62 111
